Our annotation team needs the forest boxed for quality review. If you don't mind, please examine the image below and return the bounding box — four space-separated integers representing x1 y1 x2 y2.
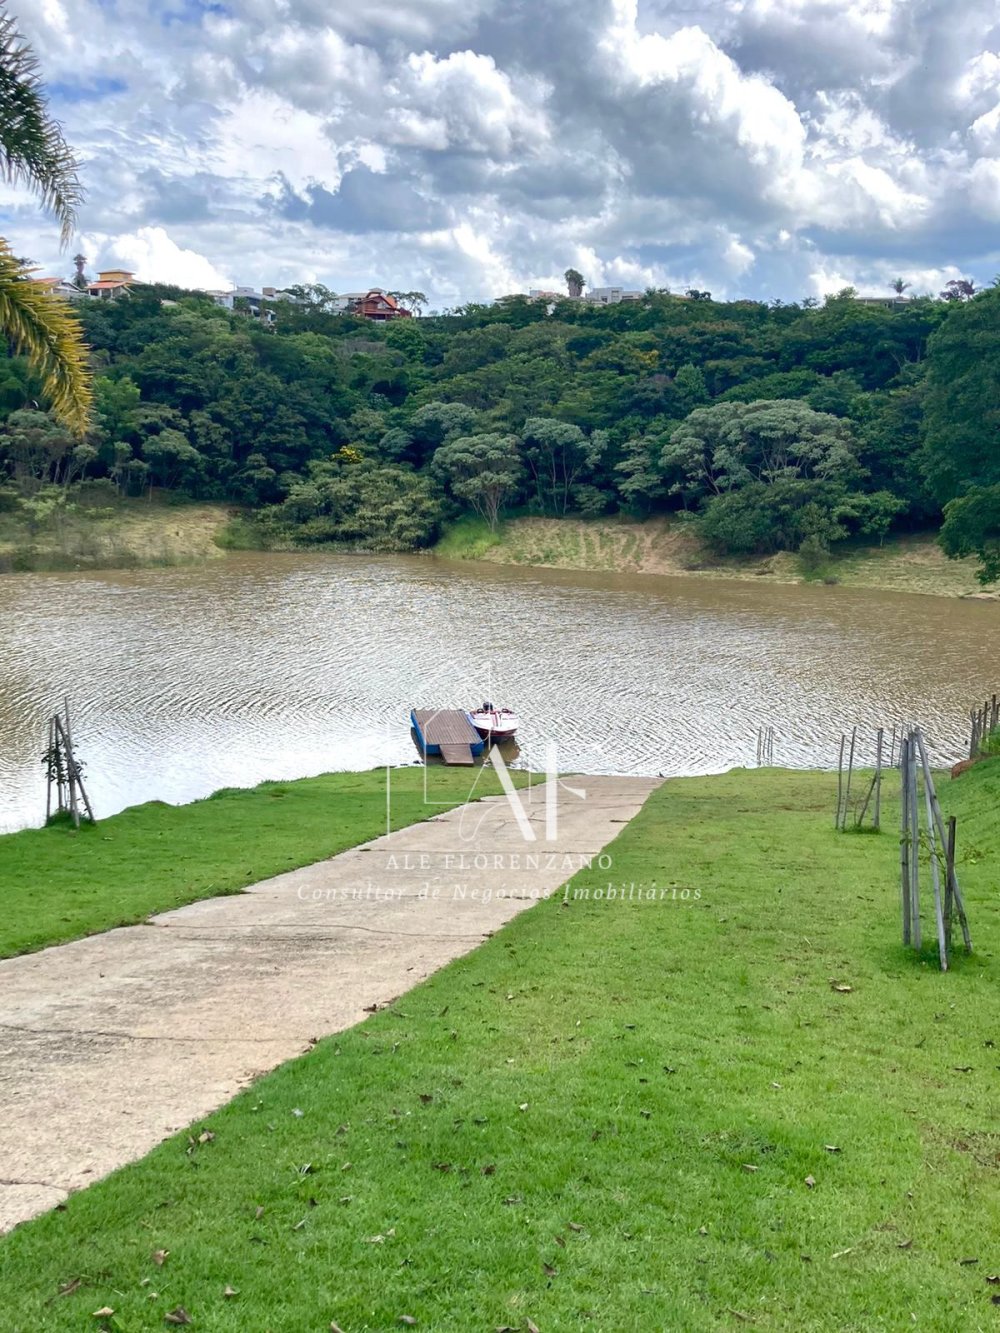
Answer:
0 280 998 581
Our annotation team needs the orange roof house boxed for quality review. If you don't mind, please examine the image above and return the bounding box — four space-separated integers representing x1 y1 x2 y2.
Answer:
87 269 134 299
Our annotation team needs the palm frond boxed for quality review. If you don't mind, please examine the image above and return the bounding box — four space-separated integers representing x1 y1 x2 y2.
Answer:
0 244 92 433
0 7 83 244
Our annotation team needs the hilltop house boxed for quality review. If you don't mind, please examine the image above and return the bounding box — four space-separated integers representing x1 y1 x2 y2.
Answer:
209 286 305 322
585 286 644 305
344 290 412 321
87 269 134 300
527 286 645 305
852 294 915 310
30 275 87 300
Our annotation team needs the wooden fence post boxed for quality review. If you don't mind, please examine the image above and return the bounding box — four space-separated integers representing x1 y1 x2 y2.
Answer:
900 734 911 946
908 738 921 951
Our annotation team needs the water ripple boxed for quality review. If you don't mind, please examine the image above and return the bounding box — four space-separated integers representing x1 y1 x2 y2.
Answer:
0 551 997 831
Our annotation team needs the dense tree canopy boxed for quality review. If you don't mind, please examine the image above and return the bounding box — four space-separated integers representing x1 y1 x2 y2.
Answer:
0 279 995 577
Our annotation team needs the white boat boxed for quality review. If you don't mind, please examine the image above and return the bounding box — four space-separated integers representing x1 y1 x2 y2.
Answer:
469 702 519 742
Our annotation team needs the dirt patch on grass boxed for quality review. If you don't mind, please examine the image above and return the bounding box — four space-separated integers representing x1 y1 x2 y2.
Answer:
473 517 991 598
0 499 231 572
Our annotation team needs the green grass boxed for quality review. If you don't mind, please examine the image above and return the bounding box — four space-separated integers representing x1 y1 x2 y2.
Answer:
432 515 502 560
3 761 1000 1329
0 767 530 960
213 513 272 550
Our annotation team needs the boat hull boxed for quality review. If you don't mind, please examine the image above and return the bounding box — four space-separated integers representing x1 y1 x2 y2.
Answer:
470 710 519 742
473 725 518 741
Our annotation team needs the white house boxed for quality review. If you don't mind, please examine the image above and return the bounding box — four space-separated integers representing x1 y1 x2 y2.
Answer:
585 286 644 305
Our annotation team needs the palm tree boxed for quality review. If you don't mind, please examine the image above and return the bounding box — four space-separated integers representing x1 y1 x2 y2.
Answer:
0 5 91 434
890 278 910 295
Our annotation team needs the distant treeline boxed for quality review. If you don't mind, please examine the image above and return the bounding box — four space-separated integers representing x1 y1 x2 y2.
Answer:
0 283 997 580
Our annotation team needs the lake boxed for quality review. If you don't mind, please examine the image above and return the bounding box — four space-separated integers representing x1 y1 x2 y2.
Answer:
0 551 996 832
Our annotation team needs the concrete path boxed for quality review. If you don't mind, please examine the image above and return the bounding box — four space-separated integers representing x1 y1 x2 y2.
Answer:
0 775 659 1232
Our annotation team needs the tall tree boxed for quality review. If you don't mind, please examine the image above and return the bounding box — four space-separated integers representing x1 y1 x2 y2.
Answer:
662 399 862 502
521 417 606 515
940 278 976 302
0 5 91 433
564 268 585 299
940 486 1000 585
920 288 1000 502
433 432 523 530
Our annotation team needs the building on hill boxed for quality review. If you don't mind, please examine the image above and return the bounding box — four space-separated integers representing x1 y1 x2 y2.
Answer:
341 289 412 320
585 286 644 304
30 275 88 300
853 294 915 310
87 269 134 300
208 286 307 321
526 285 645 305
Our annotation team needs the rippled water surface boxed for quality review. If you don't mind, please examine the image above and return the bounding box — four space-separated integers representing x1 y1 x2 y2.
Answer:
0 551 997 831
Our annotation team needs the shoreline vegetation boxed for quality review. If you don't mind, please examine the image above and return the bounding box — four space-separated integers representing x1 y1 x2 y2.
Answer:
2 759 999 1327
431 513 997 599
0 494 231 573
2 494 992 601
3 283 1000 592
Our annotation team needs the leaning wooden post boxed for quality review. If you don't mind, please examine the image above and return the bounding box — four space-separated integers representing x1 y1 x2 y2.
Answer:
842 726 857 830
65 699 82 829
908 736 922 951
944 816 957 951
45 717 54 823
55 715 79 828
914 731 947 970
899 734 911 945
915 732 972 955
68 702 95 826
53 700 95 827
873 727 883 831
53 714 68 816
836 733 845 829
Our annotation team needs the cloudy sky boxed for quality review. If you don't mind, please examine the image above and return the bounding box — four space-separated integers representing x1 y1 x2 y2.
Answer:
6 0 1000 306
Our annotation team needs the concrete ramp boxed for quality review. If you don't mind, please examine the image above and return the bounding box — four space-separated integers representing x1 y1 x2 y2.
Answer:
0 775 659 1232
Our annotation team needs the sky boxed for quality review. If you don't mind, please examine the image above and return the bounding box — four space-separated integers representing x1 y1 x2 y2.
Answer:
5 0 1000 307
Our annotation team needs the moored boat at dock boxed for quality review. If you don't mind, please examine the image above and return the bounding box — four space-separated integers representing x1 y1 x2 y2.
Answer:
469 702 519 742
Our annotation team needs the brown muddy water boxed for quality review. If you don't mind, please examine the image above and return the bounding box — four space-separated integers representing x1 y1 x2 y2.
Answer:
0 551 997 831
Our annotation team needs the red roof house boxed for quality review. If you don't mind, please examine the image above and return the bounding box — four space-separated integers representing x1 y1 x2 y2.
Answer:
348 290 412 321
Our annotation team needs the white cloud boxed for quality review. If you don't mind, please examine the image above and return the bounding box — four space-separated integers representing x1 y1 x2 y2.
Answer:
7 0 1000 304
723 238 756 274
969 158 1000 220
86 227 232 289
389 51 549 157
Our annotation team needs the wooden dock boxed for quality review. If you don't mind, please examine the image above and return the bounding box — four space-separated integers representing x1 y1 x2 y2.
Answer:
411 709 485 765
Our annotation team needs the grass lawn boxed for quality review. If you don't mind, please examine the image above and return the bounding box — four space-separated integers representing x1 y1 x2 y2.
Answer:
0 766 531 960
2 761 999 1330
